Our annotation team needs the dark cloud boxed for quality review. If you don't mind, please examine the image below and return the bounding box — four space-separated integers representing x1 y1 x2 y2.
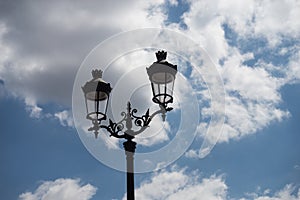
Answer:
0 0 167 107
0 0 125 106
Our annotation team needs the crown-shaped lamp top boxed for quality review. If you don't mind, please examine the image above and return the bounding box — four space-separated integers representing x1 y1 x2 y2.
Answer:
92 69 103 79
155 50 167 62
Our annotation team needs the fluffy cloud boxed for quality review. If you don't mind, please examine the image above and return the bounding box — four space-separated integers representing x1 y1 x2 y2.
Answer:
25 97 43 119
253 0 300 46
124 168 227 200
54 110 74 127
286 50 300 84
216 50 289 143
183 0 300 46
124 166 300 200
176 0 300 157
17 172 300 200
19 178 97 200
249 184 300 200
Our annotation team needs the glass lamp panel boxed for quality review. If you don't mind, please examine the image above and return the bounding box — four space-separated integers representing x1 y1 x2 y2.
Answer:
85 91 108 101
166 80 174 97
86 96 108 121
159 83 165 103
152 83 160 97
151 82 174 105
151 72 174 84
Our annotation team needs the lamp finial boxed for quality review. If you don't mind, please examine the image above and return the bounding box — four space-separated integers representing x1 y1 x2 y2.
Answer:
155 50 167 62
92 69 103 79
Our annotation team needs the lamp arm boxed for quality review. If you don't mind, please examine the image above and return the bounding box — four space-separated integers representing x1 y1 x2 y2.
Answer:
99 124 125 138
94 103 173 139
130 105 169 136
99 115 127 139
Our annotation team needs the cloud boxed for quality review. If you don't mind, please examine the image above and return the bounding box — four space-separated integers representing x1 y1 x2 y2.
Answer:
216 50 290 142
25 97 43 119
183 0 300 47
17 172 300 200
122 166 300 200
0 0 167 118
54 110 74 127
285 49 300 84
123 167 227 200
252 0 300 46
174 0 300 157
250 184 300 200
19 178 97 200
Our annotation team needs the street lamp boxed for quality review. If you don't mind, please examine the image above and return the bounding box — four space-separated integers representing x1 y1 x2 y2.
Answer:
147 50 177 120
81 50 177 200
82 69 112 138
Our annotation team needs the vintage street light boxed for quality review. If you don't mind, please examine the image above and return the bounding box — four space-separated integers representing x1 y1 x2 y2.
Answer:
147 50 177 120
82 69 112 137
82 50 177 200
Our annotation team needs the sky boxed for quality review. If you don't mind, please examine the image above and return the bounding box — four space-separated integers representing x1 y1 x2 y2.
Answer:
0 0 300 199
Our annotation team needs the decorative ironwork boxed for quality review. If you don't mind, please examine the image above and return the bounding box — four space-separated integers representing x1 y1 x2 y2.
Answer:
131 108 151 127
88 101 172 139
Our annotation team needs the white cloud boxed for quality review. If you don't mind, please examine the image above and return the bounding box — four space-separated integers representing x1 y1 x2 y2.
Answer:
25 97 43 119
251 184 300 200
19 178 97 200
185 49 290 156
286 50 300 84
253 0 300 46
54 110 74 127
184 0 300 47
174 0 299 157
121 166 300 200
123 167 227 200
184 149 199 159
221 50 281 102
168 0 178 6
182 0 229 64
216 50 290 142
17 172 300 200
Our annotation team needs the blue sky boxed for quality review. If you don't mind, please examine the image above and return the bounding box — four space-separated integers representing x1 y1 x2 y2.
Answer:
1 0 300 199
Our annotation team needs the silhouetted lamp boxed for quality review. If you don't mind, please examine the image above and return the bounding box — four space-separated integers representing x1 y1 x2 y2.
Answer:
82 69 112 134
147 51 177 109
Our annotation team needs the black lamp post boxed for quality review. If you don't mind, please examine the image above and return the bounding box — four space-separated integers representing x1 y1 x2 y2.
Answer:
81 50 177 200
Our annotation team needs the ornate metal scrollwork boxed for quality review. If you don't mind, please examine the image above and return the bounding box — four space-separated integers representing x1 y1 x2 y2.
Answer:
90 101 172 139
131 108 151 127
99 115 126 139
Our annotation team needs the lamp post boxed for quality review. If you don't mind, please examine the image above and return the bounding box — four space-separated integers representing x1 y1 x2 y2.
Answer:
81 51 177 200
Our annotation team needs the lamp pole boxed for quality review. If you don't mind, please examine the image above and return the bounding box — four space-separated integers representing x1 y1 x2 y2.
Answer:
123 139 136 200
81 51 177 200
